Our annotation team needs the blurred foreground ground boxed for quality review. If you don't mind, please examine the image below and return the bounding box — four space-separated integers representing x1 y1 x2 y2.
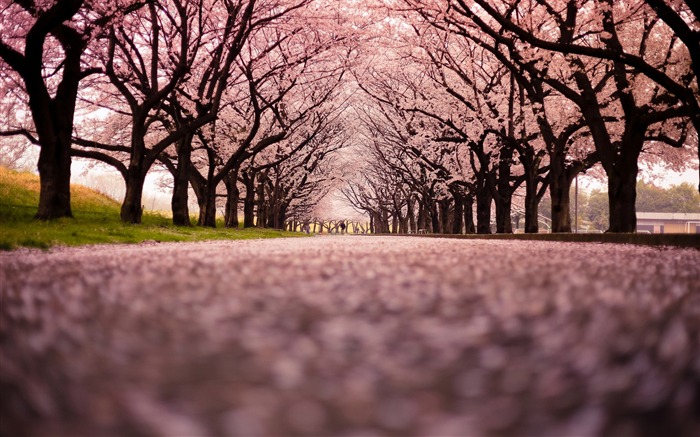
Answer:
1 236 699 436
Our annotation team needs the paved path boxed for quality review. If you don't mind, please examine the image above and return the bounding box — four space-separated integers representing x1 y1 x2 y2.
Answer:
1 236 699 436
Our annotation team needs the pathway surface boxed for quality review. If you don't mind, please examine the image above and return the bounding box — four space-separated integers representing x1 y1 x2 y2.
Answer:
1 236 699 436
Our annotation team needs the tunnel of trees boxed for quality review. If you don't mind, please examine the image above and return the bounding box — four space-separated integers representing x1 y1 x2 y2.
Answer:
1 0 697 233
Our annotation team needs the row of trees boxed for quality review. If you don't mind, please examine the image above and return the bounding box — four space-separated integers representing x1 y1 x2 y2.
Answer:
2 1 698 232
1 0 354 227
343 0 697 234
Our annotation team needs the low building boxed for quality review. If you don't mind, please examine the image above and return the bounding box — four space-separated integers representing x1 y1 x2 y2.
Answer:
636 212 700 234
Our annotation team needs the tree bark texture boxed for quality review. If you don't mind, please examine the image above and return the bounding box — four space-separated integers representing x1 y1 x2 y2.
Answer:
121 170 146 224
475 177 492 234
243 172 256 228
464 195 476 234
224 170 240 228
171 135 193 226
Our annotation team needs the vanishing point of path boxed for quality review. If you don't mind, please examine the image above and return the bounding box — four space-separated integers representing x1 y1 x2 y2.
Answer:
1 236 699 436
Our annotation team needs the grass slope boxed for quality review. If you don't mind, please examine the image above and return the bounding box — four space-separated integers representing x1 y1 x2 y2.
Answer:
0 167 302 250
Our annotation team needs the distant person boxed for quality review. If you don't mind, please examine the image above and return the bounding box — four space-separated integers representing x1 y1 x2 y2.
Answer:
340 221 346 234
303 223 310 234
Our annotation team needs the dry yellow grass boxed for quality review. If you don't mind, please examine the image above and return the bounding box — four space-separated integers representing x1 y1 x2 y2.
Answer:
0 166 120 211
0 167 40 200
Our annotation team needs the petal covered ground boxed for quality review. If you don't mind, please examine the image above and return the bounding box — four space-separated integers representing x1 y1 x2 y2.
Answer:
1 236 699 436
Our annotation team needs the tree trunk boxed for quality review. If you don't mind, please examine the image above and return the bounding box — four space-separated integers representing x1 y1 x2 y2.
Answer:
451 192 464 235
523 186 540 234
417 201 427 232
36 139 73 220
224 170 240 228
243 173 256 228
276 203 288 230
381 209 390 233
407 196 416 233
171 135 193 226
494 196 513 234
267 183 282 229
197 154 218 228
439 199 451 234
197 182 217 227
607 134 643 233
256 173 267 228
430 202 441 234
549 151 571 233
494 147 515 234
121 124 150 224
522 156 543 234
21 25 85 221
121 170 146 224
399 216 409 234
475 181 492 234
464 195 475 234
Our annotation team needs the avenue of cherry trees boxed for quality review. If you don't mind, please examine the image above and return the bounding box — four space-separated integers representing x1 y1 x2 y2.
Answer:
1 0 698 233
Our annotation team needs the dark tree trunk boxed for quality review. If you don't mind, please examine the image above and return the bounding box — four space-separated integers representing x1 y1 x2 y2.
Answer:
550 178 574 234
121 169 146 224
171 135 193 226
549 151 572 233
32 79 76 220
197 148 218 228
267 182 283 229
522 154 544 234
9 5 87 221
417 200 427 232
401 217 409 234
464 195 476 234
224 169 240 228
36 138 73 220
607 169 638 233
439 199 451 234
523 185 540 234
451 192 464 235
243 172 256 228
276 203 288 230
475 179 492 234
494 147 515 234
121 124 150 224
197 183 217 227
255 171 268 228
607 131 643 233
572 68 639 232
407 196 416 233
431 202 441 234
494 194 513 234
381 209 390 234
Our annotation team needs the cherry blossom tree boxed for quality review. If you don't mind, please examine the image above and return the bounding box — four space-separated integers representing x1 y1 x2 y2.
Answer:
159 0 314 226
77 0 211 224
5 0 695 233
355 15 545 234
250 121 348 230
427 0 697 232
177 20 347 228
0 0 140 219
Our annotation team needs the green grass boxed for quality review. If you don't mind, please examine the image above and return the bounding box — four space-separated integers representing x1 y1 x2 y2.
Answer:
0 167 304 250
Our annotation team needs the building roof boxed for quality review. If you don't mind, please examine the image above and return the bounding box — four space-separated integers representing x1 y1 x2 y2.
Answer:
637 212 700 220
